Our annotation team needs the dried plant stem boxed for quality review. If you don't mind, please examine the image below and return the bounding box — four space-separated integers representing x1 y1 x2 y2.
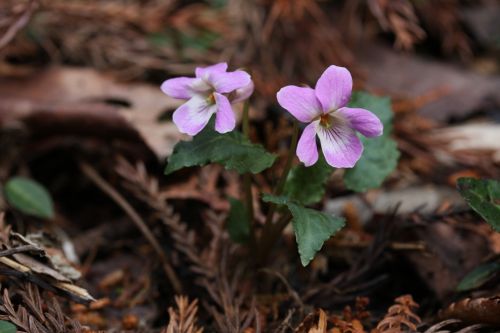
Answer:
0 0 38 49
79 162 182 293
0 245 43 257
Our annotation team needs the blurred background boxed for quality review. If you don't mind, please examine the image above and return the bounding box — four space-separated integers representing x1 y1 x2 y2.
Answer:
0 0 499 332
1 0 500 159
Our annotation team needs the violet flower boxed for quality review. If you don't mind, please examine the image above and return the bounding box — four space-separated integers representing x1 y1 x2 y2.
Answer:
277 65 383 168
161 62 252 135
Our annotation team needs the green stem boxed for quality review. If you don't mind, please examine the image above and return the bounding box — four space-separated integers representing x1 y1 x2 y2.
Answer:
257 122 299 265
263 122 299 226
242 100 250 137
274 121 299 196
242 101 256 247
244 173 255 241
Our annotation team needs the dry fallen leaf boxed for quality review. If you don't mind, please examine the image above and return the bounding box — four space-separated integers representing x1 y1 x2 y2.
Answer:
0 67 183 158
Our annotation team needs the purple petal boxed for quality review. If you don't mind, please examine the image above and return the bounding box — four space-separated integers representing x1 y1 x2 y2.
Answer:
214 93 236 133
296 122 319 166
172 95 216 136
317 119 363 168
232 80 254 103
276 86 323 123
160 77 196 99
190 78 212 93
337 107 383 137
209 70 251 94
315 65 353 112
195 62 228 78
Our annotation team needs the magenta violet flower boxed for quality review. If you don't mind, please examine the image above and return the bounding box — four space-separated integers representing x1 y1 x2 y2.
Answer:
277 65 383 168
161 62 252 135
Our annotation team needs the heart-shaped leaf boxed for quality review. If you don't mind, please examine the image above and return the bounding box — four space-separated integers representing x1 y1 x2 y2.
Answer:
284 156 333 206
262 194 345 266
165 126 276 175
344 92 399 192
343 136 399 192
288 203 345 266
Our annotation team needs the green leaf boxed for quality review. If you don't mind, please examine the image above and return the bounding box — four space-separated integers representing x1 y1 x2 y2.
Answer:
0 321 16 333
457 178 500 230
288 203 345 267
261 194 290 205
4 177 54 219
284 156 333 205
227 198 250 243
457 261 500 291
262 194 345 266
343 91 399 192
165 126 276 175
343 136 400 192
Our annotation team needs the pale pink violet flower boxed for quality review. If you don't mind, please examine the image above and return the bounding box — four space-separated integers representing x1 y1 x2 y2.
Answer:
277 65 383 168
231 80 254 103
161 62 252 135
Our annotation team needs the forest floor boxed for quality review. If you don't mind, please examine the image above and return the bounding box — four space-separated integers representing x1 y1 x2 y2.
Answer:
0 1 499 332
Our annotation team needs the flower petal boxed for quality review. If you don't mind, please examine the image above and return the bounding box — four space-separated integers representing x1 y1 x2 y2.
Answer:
209 70 251 94
232 80 254 103
276 86 323 123
296 122 319 166
189 78 212 93
160 77 196 99
214 93 236 133
337 107 383 137
317 120 363 168
315 65 352 112
172 95 216 136
195 62 228 78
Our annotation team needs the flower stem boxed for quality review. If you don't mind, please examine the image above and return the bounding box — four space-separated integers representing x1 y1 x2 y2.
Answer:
242 101 256 247
242 100 250 137
257 121 299 265
264 121 299 225
274 121 299 196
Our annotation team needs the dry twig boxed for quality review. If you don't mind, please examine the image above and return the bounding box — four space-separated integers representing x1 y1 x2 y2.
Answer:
0 0 38 49
79 161 182 293
115 157 256 332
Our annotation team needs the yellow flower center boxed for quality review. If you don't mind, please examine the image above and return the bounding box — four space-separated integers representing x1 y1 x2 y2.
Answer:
319 114 332 128
206 93 216 105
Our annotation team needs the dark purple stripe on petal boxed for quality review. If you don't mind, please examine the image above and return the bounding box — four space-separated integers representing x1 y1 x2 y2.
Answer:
317 120 363 168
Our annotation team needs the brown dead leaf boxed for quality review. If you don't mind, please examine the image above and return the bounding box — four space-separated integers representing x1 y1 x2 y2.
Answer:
359 44 500 121
405 219 491 300
439 296 500 326
0 67 182 158
12 253 71 282
308 309 327 333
